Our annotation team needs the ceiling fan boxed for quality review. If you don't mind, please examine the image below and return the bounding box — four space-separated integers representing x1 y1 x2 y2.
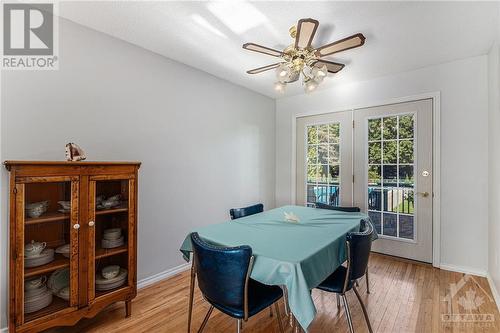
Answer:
242 18 365 93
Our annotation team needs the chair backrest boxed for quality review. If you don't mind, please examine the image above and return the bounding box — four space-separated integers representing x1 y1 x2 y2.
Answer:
230 203 264 220
315 202 361 213
346 219 374 281
190 232 253 310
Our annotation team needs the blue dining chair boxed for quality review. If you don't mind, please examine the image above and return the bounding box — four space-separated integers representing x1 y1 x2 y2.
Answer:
229 203 284 318
315 219 374 333
188 232 285 333
315 202 361 212
315 202 371 294
229 203 264 220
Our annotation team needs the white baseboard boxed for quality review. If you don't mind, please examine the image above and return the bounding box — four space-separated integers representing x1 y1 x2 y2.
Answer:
487 273 500 312
0 327 7 333
137 262 191 289
439 263 487 277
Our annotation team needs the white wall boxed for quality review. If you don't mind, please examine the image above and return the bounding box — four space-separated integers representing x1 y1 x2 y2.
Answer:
488 6 500 301
276 55 489 273
0 18 275 328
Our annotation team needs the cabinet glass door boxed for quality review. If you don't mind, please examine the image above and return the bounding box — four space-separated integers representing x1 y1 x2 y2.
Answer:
88 175 135 302
17 176 79 325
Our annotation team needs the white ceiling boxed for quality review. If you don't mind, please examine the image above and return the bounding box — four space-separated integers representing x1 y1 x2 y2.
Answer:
59 1 499 98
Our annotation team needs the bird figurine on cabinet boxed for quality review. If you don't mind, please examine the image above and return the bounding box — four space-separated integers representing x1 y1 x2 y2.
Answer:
65 143 86 161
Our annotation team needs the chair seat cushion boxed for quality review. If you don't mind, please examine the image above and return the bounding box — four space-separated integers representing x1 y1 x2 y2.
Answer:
316 266 353 293
208 279 283 319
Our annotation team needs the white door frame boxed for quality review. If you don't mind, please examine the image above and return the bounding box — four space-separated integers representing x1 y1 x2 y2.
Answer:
290 91 441 268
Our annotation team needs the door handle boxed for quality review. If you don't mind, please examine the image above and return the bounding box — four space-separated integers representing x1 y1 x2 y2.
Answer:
417 191 429 198
73 223 80 230
88 221 95 227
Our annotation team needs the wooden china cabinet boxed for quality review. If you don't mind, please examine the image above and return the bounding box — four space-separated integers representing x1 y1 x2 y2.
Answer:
4 161 141 333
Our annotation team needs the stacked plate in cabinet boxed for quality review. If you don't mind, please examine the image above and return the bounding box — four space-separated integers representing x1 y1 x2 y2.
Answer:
95 268 128 291
24 276 52 314
25 248 55 268
101 228 125 249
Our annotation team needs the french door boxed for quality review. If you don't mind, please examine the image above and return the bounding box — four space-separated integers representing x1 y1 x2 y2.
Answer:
296 99 433 263
296 110 353 207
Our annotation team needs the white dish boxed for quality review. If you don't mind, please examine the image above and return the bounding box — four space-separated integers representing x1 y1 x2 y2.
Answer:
101 236 125 249
48 268 70 294
25 285 48 299
57 201 71 210
55 244 70 258
25 276 47 290
56 286 70 301
25 249 54 268
102 265 120 279
96 268 127 285
24 288 52 314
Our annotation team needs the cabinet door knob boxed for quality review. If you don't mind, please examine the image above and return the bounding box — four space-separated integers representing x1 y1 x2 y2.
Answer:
89 221 95 227
73 223 80 230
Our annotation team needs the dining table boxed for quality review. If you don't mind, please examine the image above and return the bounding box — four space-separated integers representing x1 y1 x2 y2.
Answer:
179 205 372 332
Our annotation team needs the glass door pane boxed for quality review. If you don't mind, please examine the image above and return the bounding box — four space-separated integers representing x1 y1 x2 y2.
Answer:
89 178 133 301
22 178 78 323
367 114 415 240
305 123 341 207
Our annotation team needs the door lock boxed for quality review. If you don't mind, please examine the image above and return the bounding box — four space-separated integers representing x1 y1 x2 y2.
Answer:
417 191 429 197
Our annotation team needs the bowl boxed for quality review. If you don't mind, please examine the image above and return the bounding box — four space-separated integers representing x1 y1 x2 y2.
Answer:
101 265 120 280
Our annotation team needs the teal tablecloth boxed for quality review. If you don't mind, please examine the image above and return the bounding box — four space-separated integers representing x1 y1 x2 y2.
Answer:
180 205 370 331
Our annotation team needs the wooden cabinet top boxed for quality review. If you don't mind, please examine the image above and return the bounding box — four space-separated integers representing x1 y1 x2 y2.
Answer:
4 160 141 171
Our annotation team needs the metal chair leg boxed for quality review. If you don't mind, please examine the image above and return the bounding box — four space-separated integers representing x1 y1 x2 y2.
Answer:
366 269 370 294
188 264 196 333
275 302 285 333
336 294 340 309
237 319 242 333
341 295 354 333
353 286 373 333
197 306 214 333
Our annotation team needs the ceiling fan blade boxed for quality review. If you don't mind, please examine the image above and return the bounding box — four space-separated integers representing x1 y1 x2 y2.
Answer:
316 33 365 57
246 63 281 74
242 43 283 57
295 18 319 49
314 59 345 73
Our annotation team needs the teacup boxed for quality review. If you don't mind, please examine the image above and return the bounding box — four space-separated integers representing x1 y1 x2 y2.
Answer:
25 276 47 290
25 240 47 258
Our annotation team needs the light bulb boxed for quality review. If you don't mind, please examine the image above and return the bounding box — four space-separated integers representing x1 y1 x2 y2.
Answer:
311 65 327 80
276 64 290 81
304 79 318 93
317 64 328 77
274 81 286 93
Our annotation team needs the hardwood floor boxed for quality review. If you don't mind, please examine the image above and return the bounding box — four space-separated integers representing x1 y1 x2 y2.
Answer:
49 253 500 333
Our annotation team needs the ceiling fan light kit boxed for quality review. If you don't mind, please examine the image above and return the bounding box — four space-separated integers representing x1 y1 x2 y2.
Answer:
243 18 365 94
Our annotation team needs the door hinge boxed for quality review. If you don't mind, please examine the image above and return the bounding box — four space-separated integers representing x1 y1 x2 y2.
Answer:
13 187 17 194
352 120 355 128
352 175 355 183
